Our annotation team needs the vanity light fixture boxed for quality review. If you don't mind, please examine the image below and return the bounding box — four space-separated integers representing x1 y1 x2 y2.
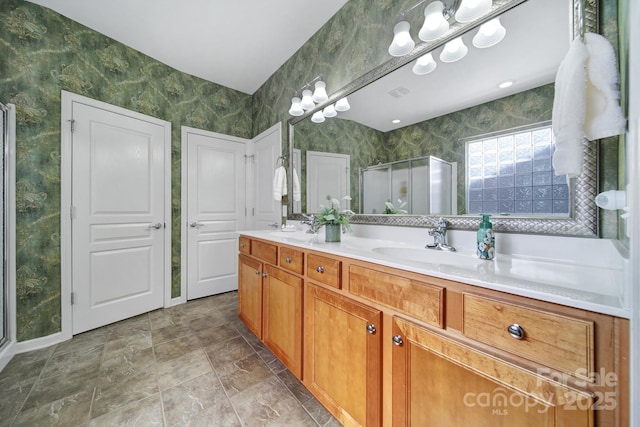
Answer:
419 1 450 42
312 80 329 103
300 88 315 111
472 17 506 48
288 95 304 116
440 37 468 62
455 0 492 23
311 111 326 123
323 104 338 117
412 52 438 75
334 97 351 112
388 20 415 57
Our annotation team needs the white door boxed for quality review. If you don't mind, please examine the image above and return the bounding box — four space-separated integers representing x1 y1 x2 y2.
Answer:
71 102 167 335
306 151 350 212
252 124 281 230
185 128 246 300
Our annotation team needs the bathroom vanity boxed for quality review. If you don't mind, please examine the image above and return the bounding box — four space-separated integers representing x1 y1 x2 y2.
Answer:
237 230 628 427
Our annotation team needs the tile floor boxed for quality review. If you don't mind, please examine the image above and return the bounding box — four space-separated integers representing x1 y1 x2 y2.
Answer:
0 291 341 426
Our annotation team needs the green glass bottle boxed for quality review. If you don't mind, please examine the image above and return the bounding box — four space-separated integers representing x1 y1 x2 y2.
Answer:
477 214 495 260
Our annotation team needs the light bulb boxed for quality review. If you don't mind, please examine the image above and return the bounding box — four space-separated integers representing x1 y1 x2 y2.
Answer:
412 52 437 75
419 1 450 42
312 80 329 103
455 0 492 23
323 104 337 117
388 21 415 57
288 96 304 116
439 37 468 63
472 17 506 48
334 97 350 112
300 89 315 110
311 111 325 123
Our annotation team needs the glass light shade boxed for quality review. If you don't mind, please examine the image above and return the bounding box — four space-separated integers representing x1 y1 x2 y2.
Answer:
454 0 492 23
300 89 315 110
334 97 350 112
311 111 325 123
412 53 437 75
288 96 304 116
472 17 506 48
388 21 415 57
418 1 450 42
312 80 329 103
323 104 337 117
439 37 468 63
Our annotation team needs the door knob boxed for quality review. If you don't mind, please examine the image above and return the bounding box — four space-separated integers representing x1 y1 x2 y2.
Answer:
148 222 162 229
189 221 202 228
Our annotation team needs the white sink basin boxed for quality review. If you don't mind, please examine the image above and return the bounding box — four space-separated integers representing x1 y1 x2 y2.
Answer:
371 246 486 269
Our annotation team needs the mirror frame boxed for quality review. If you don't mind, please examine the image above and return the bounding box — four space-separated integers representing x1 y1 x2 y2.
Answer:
287 0 599 236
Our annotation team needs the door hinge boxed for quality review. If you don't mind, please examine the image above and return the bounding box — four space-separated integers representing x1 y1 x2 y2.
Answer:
71 292 76 305
70 205 76 220
68 119 75 133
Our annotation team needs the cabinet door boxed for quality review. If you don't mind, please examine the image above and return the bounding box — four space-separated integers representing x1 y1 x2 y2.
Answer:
263 264 303 379
238 254 263 338
391 317 593 427
304 284 382 427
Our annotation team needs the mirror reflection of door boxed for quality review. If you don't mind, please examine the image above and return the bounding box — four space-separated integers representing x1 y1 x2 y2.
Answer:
292 148 302 214
306 151 350 213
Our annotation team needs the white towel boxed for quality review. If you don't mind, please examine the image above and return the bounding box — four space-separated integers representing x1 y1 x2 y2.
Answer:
583 33 626 140
292 168 301 202
552 36 589 178
272 166 287 201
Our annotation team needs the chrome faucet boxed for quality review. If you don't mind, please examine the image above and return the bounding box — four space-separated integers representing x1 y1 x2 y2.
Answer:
301 214 322 234
426 217 456 251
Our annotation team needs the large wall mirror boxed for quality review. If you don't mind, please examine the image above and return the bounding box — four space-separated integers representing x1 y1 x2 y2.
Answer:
288 0 601 236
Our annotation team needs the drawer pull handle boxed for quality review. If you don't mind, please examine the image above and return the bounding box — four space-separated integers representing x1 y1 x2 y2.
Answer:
366 324 376 334
316 266 324 273
262 273 268 278
507 324 525 340
285 257 292 263
392 335 404 346
240 243 246 248
255 270 260 275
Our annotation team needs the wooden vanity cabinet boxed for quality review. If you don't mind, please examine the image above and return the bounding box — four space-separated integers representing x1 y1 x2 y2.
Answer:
391 316 594 427
237 238 303 379
304 283 382 427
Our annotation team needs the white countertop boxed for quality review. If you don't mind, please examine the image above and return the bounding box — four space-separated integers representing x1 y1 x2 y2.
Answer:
239 229 630 318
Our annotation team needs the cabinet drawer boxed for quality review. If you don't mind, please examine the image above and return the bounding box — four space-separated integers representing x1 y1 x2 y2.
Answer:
462 294 594 379
349 265 444 328
307 253 341 289
279 246 304 275
238 236 251 255
251 240 278 265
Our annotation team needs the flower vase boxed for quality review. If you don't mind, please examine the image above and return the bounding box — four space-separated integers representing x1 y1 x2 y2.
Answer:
325 224 341 242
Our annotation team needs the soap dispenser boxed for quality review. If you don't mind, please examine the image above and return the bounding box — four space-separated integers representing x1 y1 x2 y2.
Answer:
477 214 495 260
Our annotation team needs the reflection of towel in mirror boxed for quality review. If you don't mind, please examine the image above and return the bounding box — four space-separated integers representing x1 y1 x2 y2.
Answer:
583 33 626 141
552 36 588 178
293 168 301 202
272 166 287 201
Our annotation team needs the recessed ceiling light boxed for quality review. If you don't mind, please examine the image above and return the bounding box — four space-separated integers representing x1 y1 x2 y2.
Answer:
392 119 401 124
498 81 514 89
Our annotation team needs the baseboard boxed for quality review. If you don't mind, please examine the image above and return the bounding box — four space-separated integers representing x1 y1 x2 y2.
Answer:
15 332 65 354
0 341 16 372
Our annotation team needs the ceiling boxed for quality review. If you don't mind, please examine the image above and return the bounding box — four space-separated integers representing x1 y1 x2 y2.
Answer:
27 0 349 94
338 0 571 132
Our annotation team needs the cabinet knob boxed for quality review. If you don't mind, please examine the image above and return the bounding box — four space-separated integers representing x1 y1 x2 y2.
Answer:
392 335 404 346
262 273 268 278
255 270 260 275
240 243 246 248
507 323 525 340
316 266 324 273
366 324 376 334
285 257 292 263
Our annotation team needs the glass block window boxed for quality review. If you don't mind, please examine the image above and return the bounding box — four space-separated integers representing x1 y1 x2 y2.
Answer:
466 123 570 216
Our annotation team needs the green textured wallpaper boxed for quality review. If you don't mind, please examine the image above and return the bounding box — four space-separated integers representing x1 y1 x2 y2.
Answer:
0 0 252 340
